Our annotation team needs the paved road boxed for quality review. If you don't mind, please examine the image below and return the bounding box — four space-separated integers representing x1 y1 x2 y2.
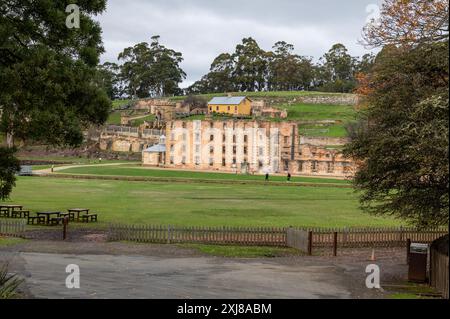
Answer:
14 253 353 299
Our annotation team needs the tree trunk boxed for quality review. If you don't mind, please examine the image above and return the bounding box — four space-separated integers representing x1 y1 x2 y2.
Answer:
6 131 14 148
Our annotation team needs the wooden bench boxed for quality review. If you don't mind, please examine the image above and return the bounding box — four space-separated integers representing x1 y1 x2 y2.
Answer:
11 210 30 219
0 209 9 218
50 217 66 226
27 216 46 225
80 214 98 223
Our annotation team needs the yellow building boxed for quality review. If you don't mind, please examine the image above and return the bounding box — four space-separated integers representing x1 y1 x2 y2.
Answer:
208 96 252 116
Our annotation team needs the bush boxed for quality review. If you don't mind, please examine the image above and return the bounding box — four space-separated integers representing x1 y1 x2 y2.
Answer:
0 263 23 299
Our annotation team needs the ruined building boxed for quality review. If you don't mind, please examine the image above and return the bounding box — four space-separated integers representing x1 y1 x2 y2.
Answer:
142 119 356 178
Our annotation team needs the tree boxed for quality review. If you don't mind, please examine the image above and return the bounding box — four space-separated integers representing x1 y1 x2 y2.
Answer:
118 36 186 98
232 37 268 92
98 62 122 100
345 0 449 227
363 0 449 48
268 41 313 91
0 1 111 198
317 43 358 93
0 147 20 200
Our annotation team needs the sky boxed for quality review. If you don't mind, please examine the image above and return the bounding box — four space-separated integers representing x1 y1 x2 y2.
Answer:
96 0 383 88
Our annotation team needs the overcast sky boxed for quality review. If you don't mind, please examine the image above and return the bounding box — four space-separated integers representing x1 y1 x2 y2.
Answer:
96 0 383 88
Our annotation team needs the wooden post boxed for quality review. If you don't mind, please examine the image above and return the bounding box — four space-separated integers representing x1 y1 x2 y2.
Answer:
333 232 338 257
406 238 411 264
167 225 171 244
63 217 69 240
308 231 313 256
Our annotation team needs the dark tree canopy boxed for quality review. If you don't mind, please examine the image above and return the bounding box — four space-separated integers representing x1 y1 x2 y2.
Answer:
118 36 186 98
345 41 449 227
0 1 111 199
0 147 20 200
187 38 370 95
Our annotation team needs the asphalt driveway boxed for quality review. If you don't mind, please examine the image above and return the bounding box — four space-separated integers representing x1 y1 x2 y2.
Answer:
8 252 354 299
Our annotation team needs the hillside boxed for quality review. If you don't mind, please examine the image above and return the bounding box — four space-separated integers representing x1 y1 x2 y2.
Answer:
111 91 359 138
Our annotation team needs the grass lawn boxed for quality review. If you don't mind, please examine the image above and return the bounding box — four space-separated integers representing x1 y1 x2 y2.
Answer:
179 244 302 258
56 165 351 185
106 111 123 125
283 104 356 121
6 177 401 228
170 91 353 101
0 237 27 247
112 99 132 109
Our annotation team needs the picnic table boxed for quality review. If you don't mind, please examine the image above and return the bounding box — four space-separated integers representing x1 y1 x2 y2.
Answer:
36 212 62 225
0 205 23 218
68 208 90 221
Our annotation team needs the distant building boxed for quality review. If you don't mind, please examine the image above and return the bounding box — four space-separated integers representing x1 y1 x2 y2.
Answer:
142 135 166 166
141 119 357 178
208 96 252 116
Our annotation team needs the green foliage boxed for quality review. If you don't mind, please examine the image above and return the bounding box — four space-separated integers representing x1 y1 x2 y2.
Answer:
0 0 111 148
0 263 23 299
344 42 449 227
0 147 20 200
188 40 371 95
118 35 186 98
179 244 301 258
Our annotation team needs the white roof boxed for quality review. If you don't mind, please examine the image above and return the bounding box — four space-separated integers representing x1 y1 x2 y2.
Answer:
208 96 248 105
143 144 166 153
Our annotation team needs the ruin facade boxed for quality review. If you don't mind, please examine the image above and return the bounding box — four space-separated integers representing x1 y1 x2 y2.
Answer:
142 119 356 178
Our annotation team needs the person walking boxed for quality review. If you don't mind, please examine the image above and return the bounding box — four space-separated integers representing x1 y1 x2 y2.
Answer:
265 173 269 182
287 173 291 182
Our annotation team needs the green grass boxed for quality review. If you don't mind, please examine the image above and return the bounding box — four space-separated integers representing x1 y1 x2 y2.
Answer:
6 177 401 228
106 111 123 125
299 124 349 138
170 91 353 101
283 104 356 121
56 165 350 185
130 114 156 127
112 99 132 110
18 155 137 165
0 237 27 247
179 244 302 258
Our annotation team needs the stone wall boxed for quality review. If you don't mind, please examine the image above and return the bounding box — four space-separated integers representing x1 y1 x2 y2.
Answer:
296 94 359 106
299 136 350 146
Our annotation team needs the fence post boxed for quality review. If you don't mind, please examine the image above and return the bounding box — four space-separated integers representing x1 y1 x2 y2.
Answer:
167 225 171 244
406 238 411 265
62 217 69 240
333 232 338 257
308 231 313 256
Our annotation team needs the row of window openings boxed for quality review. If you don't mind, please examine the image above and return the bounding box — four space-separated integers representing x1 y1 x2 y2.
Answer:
169 157 247 166
209 106 239 113
291 161 337 173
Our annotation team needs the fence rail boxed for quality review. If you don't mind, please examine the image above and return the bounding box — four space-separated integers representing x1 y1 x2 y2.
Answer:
108 224 448 248
0 220 26 237
108 224 286 246
307 227 448 248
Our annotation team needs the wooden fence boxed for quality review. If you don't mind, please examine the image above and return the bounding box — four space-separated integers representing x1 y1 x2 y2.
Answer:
108 224 448 248
0 220 26 237
430 236 449 299
108 225 286 246
307 227 448 248
286 228 311 253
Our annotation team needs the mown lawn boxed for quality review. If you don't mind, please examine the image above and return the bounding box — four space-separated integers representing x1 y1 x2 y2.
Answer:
6 177 401 228
56 165 351 185
170 91 353 101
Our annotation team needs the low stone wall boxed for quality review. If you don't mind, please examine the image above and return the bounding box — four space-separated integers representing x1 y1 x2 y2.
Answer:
297 94 358 106
300 136 350 146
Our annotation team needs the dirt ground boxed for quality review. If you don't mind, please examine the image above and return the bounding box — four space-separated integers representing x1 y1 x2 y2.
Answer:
0 239 409 299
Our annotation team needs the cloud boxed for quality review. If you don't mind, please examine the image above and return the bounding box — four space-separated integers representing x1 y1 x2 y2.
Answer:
96 0 383 87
